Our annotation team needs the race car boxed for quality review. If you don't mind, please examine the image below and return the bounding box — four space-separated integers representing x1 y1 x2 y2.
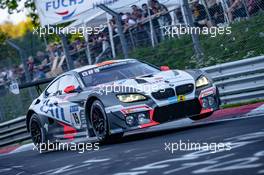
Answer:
26 59 220 147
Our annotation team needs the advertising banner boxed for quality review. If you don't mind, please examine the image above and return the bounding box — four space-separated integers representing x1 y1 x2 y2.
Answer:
35 0 119 26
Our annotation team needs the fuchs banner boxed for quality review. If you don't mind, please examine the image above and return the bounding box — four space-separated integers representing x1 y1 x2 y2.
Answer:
35 0 119 27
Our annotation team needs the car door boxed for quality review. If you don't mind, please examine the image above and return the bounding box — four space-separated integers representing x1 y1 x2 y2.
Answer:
56 74 83 129
40 78 61 122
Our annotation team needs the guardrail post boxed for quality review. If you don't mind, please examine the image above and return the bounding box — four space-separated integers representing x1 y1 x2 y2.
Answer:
60 33 75 70
182 0 204 63
6 40 34 100
97 4 129 59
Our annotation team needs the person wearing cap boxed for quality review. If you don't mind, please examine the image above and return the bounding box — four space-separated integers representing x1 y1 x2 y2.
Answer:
206 0 225 25
123 12 136 32
189 0 212 27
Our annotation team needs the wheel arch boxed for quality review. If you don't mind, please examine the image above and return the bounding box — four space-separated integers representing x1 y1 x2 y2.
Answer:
26 110 36 132
85 96 101 118
85 96 110 135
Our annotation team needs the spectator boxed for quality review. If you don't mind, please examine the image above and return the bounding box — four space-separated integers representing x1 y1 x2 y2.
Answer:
152 1 172 27
36 51 49 62
121 12 128 24
142 3 160 28
149 0 159 9
17 64 25 83
190 0 212 28
110 17 118 34
33 65 46 81
247 0 256 15
206 0 225 25
175 7 184 23
27 56 35 79
47 43 56 58
118 12 128 27
75 39 84 50
131 5 144 21
36 51 51 73
142 3 152 17
247 0 261 16
123 13 137 32
7 69 15 81
98 33 110 52
227 0 247 21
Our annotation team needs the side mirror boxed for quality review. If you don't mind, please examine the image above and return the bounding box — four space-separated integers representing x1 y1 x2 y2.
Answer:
160 66 170 71
64 85 78 94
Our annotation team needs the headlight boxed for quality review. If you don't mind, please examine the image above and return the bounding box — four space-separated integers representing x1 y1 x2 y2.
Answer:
117 94 147 103
196 76 210 88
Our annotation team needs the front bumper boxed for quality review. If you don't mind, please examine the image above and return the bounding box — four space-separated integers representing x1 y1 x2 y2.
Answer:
108 86 220 135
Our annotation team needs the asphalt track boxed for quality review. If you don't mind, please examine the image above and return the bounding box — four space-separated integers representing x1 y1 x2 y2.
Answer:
0 104 264 175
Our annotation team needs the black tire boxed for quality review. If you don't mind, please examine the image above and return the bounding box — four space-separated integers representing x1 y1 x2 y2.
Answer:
90 100 109 143
216 87 221 107
29 114 48 152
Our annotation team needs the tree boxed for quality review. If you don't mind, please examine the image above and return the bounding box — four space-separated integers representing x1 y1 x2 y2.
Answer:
0 30 7 44
0 19 33 38
0 0 38 25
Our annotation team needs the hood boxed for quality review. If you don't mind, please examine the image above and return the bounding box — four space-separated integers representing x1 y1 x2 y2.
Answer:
91 70 195 95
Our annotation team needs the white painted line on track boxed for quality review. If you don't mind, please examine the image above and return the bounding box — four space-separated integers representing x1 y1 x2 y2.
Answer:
9 143 34 154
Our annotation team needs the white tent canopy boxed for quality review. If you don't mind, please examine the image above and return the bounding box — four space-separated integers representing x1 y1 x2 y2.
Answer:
64 0 183 29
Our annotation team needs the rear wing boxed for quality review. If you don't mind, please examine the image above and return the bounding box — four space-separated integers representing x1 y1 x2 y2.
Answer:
19 78 55 95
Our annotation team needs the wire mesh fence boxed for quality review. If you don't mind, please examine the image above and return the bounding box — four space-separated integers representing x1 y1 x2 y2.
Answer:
111 0 264 68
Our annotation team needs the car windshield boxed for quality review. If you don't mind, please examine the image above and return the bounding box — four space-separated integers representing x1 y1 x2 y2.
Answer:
79 61 159 87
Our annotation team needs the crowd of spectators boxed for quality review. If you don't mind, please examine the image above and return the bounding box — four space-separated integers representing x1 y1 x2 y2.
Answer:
0 31 114 85
190 0 263 28
109 0 264 32
0 44 62 86
106 0 263 44
110 0 171 34
228 0 264 20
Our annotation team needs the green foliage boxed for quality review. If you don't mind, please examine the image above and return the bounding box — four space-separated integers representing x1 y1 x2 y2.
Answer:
0 30 7 43
12 31 46 58
0 30 46 68
0 19 34 38
0 18 46 67
0 83 49 122
130 13 264 70
222 99 264 109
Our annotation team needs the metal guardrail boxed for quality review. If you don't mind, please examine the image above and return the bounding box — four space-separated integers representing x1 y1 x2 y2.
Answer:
0 56 264 147
203 55 264 104
0 116 29 147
